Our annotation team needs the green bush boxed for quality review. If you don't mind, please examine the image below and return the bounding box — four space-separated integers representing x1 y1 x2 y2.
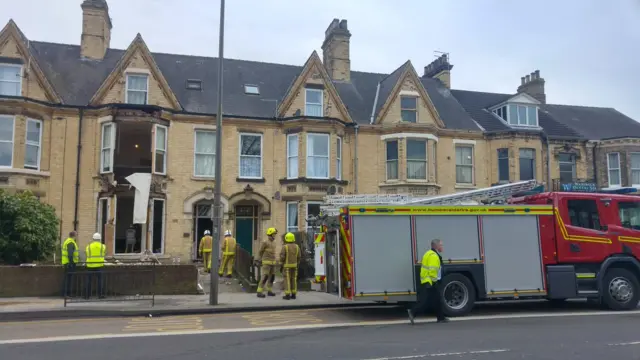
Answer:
0 190 59 265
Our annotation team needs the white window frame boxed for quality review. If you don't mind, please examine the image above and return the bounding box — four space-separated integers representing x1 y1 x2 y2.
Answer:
336 137 342 180
238 133 263 179
306 201 323 233
286 134 299 179
306 133 330 179
24 118 43 171
0 115 15 168
304 88 324 117
0 64 22 96
631 152 640 187
507 104 538 127
153 124 168 175
125 73 149 105
406 138 428 180
193 129 216 178
386 140 399 181
286 201 299 233
150 198 166 255
607 152 621 188
455 145 474 184
100 122 116 174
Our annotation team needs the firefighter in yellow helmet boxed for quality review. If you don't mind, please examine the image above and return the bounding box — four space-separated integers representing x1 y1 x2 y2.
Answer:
217 230 236 278
280 232 301 300
199 230 213 273
255 227 278 298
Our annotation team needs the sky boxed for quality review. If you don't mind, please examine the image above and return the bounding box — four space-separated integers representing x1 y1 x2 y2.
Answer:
3 0 640 121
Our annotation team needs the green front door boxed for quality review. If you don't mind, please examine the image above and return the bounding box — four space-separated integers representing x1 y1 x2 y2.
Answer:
235 218 254 254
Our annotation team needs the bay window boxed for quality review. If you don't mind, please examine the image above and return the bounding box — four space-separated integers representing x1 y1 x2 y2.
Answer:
306 133 329 178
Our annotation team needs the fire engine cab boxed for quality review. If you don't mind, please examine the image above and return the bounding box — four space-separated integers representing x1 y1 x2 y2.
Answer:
317 180 640 317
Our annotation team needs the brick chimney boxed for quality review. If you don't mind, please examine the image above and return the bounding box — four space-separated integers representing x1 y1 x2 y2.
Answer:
80 0 112 60
517 70 546 104
322 19 351 82
422 53 453 88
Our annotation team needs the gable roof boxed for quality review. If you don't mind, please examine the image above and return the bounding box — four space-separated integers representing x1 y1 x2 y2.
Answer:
12 36 637 138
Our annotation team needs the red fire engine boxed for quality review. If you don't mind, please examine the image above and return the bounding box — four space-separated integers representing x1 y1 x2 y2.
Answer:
319 181 640 317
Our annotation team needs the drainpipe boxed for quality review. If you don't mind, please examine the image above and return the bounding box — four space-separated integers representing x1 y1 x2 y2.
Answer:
73 109 84 231
354 124 359 193
541 131 552 191
591 140 599 186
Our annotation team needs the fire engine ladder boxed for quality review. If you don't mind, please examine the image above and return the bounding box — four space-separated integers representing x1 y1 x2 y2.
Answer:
321 180 539 215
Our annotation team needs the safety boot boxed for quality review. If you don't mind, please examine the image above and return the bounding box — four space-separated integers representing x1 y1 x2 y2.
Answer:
267 291 276 297
291 294 296 300
226 274 233 279
282 294 291 300
257 293 266 298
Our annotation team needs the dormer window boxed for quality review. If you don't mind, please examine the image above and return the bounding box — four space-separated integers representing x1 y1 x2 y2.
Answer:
492 104 538 127
244 84 260 95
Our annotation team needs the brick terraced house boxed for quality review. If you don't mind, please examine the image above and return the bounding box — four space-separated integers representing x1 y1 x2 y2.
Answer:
1 0 640 260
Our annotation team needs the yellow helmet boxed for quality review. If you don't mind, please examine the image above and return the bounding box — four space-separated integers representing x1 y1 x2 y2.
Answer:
284 232 295 243
266 227 278 236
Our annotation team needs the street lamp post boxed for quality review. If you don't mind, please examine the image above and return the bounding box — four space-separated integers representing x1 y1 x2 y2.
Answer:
210 0 226 306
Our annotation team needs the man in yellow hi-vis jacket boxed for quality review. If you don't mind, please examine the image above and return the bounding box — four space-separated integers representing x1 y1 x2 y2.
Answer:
199 230 213 273
216 230 236 278
408 238 449 324
255 227 278 298
280 232 301 300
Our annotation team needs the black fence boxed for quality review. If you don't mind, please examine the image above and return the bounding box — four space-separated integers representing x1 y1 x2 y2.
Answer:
63 259 156 307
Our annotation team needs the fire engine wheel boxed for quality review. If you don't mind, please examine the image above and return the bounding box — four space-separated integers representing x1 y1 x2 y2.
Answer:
440 273 476 317
602 268 640 311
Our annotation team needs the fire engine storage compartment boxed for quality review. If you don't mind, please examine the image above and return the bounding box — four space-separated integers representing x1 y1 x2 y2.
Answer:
414 215 481 262
350 215 416 301
481 215 545 296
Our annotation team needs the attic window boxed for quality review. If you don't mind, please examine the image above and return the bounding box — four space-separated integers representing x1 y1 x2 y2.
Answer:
244 84 260 95
492 104 539 127
186 79 202 90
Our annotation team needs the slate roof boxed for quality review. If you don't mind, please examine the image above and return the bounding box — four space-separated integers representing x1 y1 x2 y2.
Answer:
20 40 640 139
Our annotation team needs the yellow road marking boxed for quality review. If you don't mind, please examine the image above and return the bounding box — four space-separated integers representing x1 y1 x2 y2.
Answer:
123 316 204 332
242 311 323 326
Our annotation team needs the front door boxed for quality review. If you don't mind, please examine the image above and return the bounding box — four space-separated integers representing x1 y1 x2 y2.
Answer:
235 205 258 255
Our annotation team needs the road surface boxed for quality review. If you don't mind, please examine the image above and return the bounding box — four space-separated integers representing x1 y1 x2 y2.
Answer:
1 302 639 359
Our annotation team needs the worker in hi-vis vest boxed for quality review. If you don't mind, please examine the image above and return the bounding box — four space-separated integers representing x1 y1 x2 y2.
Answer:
199 230 213 273
255 227 278 298
61 231 79 297
216 229 236 278
408 238 449 324
280 232 301 300
85 233 107 299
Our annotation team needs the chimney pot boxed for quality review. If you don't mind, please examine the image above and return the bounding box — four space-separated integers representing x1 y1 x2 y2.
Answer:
521 76 526 85
339 19 348 30
534 70 540 79
525 74 531 83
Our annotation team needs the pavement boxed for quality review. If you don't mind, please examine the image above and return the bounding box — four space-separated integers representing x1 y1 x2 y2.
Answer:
0 272 363 322
0 302 639 359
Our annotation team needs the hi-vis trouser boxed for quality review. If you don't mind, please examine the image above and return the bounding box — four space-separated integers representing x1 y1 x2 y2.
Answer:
283 265 298 296
218 254 235 276
257 261 277 294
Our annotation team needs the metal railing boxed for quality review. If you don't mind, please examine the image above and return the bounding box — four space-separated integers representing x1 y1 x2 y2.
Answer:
63 258 156 307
